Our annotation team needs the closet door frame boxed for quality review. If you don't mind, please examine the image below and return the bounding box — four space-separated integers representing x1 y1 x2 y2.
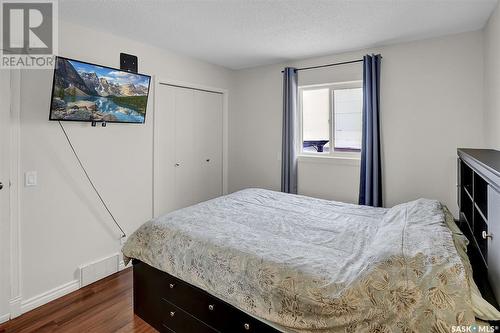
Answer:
153 78 229 218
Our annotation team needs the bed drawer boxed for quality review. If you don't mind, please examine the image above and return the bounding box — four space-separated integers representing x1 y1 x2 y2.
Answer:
194 296 278 333
160 274 228 329
161 298 218 333
160 273 278 333
134 260 281 333
159 273 208 314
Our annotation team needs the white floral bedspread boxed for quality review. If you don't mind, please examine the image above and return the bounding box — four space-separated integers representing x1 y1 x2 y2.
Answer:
122 188 475 332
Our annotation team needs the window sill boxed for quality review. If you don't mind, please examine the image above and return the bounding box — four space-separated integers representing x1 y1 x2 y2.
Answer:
297 154 361 166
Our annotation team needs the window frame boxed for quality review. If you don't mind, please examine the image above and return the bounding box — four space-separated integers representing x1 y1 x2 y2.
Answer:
298 80 363 158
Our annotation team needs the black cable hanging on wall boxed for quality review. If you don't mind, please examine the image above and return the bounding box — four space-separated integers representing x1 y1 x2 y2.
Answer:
58 121 127 239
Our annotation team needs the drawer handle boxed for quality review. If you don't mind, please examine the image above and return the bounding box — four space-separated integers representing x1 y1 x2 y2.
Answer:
482 231 493 240
169 283 175 289
170 311 175 317
208 304 215 311
206 158 210 162
244 323 250 330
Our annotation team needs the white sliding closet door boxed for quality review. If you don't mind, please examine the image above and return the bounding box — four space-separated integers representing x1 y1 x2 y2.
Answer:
194 90 223 203
156 84 223 215
173 87 197 209
156 85 176 214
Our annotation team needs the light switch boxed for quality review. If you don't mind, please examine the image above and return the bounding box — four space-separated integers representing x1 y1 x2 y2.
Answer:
25 171 37 187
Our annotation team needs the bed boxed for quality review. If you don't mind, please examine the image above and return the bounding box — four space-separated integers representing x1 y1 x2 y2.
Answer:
122 188 496 333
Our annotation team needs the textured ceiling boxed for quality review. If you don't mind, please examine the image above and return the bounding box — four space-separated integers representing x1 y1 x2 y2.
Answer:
59 0 498 69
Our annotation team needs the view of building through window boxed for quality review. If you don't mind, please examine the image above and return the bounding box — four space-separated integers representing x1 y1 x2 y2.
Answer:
300 84 362 154
334 88 363 150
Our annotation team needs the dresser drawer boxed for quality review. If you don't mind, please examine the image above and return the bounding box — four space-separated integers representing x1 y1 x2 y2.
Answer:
161 298 219 333
474 209 488 260
487 186 500 305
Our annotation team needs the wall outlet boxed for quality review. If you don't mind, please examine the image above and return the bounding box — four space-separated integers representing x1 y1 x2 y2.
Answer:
25 171 37 187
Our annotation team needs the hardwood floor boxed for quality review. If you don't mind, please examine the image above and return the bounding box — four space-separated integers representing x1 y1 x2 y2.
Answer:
0 268 157 333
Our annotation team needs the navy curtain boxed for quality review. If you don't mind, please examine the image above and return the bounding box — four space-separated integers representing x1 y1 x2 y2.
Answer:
281 67 298 194
359 54 382 207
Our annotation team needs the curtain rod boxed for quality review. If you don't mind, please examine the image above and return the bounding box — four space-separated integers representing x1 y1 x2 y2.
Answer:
281 59 363 73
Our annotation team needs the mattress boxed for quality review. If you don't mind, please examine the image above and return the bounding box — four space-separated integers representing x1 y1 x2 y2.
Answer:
122 188 475 332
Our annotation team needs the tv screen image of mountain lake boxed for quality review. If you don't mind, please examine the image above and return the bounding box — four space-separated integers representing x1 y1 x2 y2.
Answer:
50 58 150 123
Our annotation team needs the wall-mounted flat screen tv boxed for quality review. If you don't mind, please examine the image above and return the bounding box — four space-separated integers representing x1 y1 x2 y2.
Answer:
49 56 151 124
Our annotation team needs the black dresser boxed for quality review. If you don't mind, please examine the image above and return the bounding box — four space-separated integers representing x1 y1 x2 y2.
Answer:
457 148 500 308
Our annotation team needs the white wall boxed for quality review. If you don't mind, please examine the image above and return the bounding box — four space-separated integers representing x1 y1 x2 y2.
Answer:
298 156 360 203
229 31 485 214
11 19 233 313
484 1 500 150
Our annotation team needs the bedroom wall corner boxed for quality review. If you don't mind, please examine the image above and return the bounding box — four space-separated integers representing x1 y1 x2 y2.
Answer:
484 0 500 150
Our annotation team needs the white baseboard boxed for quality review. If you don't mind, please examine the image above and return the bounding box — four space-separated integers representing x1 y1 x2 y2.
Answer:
4 254 127 322
20 279 79 315
9 296 21 318
118 259 131 271
0 313 10 324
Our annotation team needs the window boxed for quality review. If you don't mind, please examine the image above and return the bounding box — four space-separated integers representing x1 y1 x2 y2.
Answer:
299 82 362 155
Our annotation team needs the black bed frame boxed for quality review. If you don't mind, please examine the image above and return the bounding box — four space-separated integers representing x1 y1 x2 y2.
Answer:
133 260 282 333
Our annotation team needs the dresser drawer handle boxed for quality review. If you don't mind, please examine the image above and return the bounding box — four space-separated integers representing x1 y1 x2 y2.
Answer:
244 323 250 330
169 311 175 317
169 283 175 289
482 231 493 240
208 304 215 311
